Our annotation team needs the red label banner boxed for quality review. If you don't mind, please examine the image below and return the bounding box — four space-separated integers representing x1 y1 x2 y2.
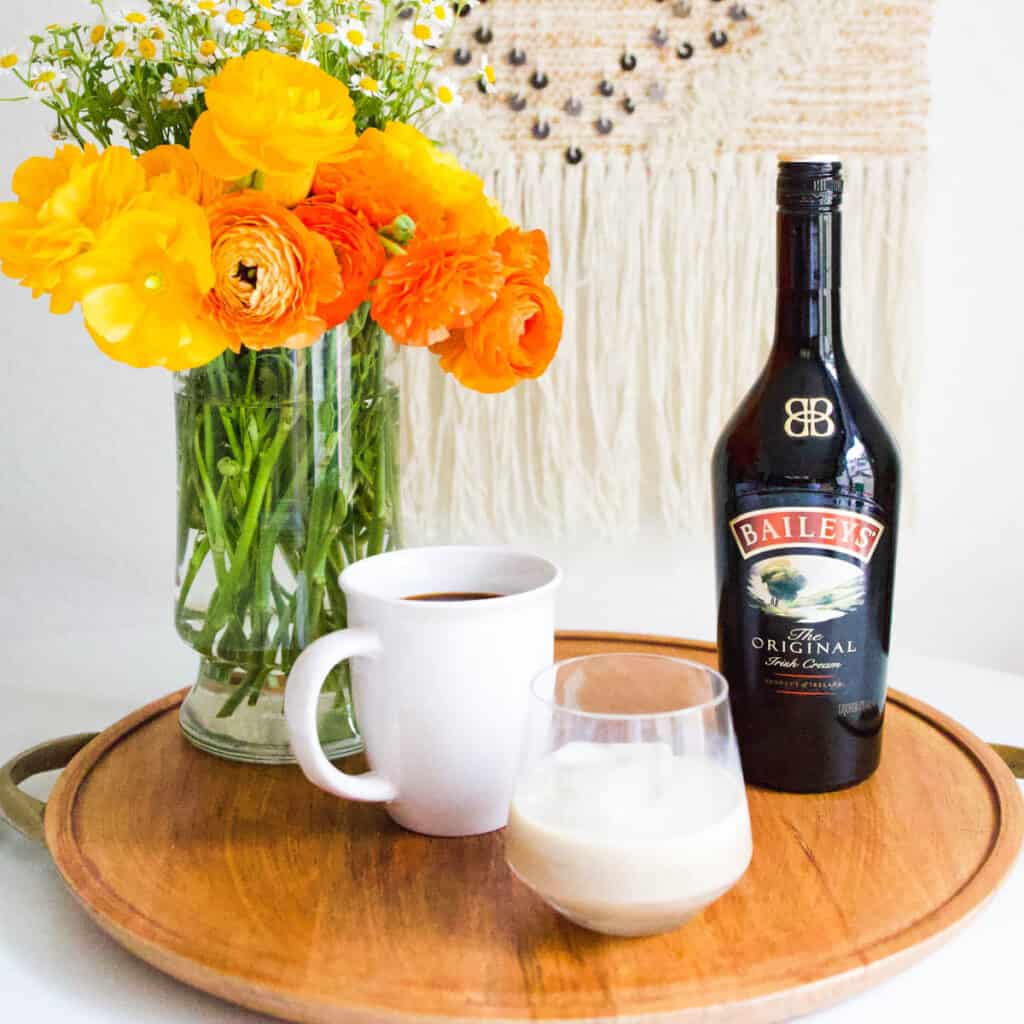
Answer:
730 506 885 564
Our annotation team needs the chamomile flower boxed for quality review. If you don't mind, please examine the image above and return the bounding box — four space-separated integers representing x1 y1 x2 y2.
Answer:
253 19 277 40
120 9 149 27
0 50 22 78
137 36 163 61
109 31 131 61
315 20 339 38
197 38 222 65
405 18 442 49
432 77 462 112
477 53 497 93
423 2 452 25
216 7 253 33
349 72 388 99
281 0 310 10
29 64 66 94
339 19 372 55
86 22 109 49
251 0 282 12
189 0 223 13
161 67 199 106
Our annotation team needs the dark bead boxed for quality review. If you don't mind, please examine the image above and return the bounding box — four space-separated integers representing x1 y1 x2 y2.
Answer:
595 116 613 135
676 42 694 59
729 4 749 19
710 29 728 48
564 96 583 116
474 25 493 44
477 78 489 94
529 69 549 89
532 119 551 140
456 2 472 18
398 4 415 19
565 146 583 165
453 47 472 66
623 96 636 114
620 52 637 71
508 47 527 66
651 27 669 47
507 93 527 112
598 79 614 97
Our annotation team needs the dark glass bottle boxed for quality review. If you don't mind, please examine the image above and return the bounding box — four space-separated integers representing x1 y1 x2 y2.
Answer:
712 160 900 793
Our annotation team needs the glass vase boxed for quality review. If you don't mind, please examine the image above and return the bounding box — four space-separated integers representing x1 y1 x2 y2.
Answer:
174 309 401 764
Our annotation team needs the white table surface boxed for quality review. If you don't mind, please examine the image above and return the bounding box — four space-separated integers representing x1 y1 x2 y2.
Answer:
1 646 1021 1024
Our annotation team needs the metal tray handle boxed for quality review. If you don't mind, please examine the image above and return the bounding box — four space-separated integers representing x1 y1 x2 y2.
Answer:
0 734 98 844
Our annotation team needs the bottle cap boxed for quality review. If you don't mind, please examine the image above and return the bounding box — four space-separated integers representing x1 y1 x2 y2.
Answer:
777 157 843 212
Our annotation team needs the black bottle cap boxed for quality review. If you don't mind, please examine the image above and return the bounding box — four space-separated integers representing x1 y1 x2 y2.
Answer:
777 157 843 212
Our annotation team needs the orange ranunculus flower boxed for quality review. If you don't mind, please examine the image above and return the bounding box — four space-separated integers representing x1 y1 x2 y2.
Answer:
0 145 145 312
190 51 356 205
431 274 563 393
292 196 385 329
313 122 509 241
204 191 342 352
139 145 225 206
495 228 551 278
371 234 504 347
63 192 229 370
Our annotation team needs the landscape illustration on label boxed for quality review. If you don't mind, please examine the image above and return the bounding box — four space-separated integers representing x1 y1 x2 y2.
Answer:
746 555 866 624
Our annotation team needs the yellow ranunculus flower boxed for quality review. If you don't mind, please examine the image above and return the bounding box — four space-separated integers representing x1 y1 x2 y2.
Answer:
139 145 226 206
65 193 229 371
190 51 357 205
0 145 146 312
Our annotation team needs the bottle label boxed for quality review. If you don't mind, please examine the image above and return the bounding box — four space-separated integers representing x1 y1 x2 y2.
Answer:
727 503 887 706
730 506 884 563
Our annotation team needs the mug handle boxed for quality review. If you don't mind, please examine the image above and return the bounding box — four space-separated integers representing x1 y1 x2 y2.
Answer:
285 628 398 803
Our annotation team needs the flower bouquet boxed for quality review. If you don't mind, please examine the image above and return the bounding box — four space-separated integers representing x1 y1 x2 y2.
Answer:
0 1 563 763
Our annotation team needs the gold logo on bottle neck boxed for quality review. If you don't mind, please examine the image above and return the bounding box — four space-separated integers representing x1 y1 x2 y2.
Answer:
784 397 835 438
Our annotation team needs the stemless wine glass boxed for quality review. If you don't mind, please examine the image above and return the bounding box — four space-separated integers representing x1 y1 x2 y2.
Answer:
505 654 753 937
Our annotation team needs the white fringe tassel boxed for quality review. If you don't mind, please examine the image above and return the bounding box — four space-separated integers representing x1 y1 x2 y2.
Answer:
398 153 926 543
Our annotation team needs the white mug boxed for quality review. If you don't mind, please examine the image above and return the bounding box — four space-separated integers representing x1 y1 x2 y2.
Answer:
285 546 561 837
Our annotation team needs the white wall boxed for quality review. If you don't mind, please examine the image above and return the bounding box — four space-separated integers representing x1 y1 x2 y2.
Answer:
0 0 1022 711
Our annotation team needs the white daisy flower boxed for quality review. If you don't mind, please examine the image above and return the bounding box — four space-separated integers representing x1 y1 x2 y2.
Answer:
197 38 222 65
405 18 442 49
109 31 131 61
432 76 462 112
85 22 110 50
119 9 149 27
161 67 199 106
339 19 372 54
189 0 223 14
280 0 311 11
314 20 339 38
349 72 388 99
29 64 66 94
252 18 277 40
423 1 451 25
216 7 253 33
0 50 22 78
136 36 163 61
477 53 497 93
251 0 282 12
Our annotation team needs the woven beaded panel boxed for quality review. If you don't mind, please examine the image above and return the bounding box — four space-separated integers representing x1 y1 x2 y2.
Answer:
400 0 934 540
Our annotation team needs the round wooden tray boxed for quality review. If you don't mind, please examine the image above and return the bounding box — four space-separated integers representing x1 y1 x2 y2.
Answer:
33 634 1024 1022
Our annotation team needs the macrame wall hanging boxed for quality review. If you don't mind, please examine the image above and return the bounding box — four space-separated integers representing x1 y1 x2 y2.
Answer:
400 0 934 541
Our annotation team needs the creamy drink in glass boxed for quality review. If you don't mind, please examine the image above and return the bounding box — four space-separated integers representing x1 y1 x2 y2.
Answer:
505 654 752 937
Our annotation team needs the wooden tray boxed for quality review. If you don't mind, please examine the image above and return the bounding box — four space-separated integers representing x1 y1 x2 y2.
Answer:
16 633 1024 1022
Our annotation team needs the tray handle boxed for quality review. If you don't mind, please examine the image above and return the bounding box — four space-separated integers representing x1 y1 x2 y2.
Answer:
992 744 1024 780
0 734 97 844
